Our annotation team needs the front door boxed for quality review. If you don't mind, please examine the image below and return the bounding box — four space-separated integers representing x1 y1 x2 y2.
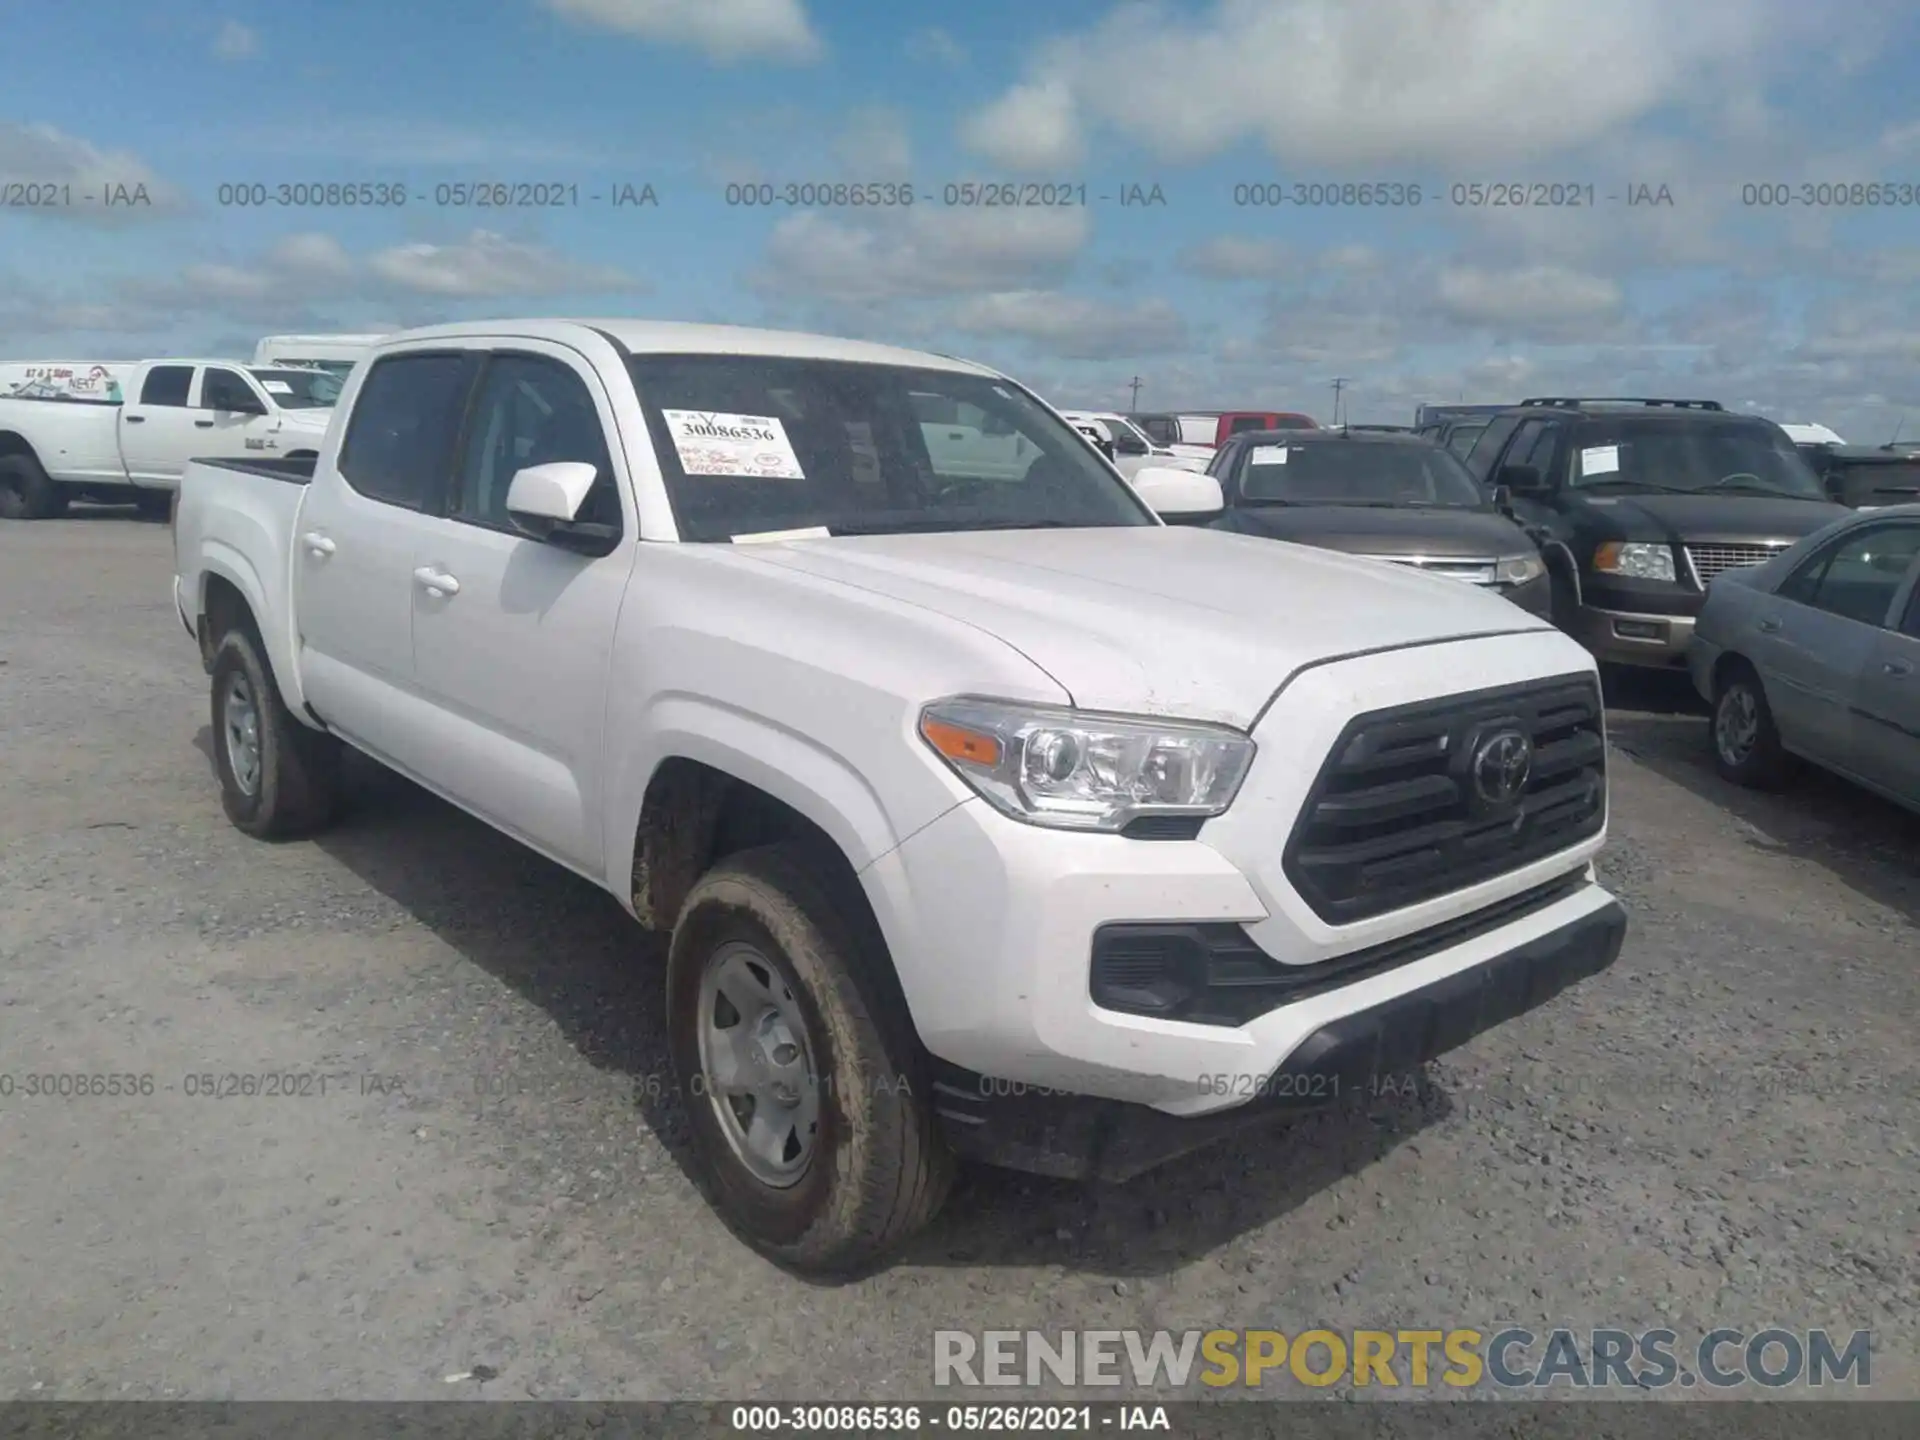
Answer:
407 347 634 873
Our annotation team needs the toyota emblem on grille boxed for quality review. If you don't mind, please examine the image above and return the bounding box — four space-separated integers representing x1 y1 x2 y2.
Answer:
1471 729 1533 806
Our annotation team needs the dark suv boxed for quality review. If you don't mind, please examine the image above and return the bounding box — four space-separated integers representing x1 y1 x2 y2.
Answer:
1463 398 1851 667
1201 427 1552 615
1797 443 1920 510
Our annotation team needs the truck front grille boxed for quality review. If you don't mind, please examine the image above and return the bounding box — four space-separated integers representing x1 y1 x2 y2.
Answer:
1683 541 1791 587
1283 675 1606 925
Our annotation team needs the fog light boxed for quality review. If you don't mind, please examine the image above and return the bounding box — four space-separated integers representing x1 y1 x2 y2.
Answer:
1613 619 1663 640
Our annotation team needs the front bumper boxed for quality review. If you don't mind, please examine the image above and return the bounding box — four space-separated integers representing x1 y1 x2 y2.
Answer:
932 890 1626 1181
1569 604 1696 667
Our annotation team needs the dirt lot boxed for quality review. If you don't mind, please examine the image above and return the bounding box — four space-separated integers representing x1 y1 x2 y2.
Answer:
2 513 1915 1402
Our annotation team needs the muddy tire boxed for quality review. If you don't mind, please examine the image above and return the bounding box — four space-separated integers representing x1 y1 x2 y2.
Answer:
666 842 953 1276
210 625 343 839
0 453 69 520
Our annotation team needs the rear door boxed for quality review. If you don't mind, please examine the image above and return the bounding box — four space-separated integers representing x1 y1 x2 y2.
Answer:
1850 534 1920 805
118 364 200 485
406 346 634 872
1756 521 1920 768
293 349 477 770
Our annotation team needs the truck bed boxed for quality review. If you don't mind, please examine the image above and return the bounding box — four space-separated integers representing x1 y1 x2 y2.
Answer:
190 455 317 484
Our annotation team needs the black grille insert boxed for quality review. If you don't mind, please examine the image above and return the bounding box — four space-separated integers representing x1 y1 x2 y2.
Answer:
1283 674 1606 925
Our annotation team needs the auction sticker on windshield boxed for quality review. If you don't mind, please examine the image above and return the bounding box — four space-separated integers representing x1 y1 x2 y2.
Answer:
260 380 293 394
1250 445 1291 464
662 410 805 479
1580 444 1620 477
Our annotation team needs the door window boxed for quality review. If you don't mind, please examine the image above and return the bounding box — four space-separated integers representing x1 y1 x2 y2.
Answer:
139 366 192 407
336 353 472 510
1464 414 1522 479
202 368 260 412
1782 524 1920 626
450 354 619 533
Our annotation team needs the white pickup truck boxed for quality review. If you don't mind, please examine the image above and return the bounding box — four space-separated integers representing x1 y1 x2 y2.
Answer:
0 359 339 520
171 319 1626 1274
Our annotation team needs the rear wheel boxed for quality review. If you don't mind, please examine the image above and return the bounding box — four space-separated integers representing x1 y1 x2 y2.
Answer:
210 626 343 838
666 843 953 1276
1712 661 1796 789
0 453 69 520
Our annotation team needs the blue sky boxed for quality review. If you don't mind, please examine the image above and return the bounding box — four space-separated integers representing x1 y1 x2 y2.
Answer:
5 0 1920 432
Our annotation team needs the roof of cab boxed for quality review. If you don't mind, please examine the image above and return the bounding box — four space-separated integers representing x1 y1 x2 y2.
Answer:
376 318 1005 377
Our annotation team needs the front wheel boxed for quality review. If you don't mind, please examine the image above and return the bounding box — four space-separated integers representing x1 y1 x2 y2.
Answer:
1712 662 1796 789
210 627 343 838
666 843 953 1276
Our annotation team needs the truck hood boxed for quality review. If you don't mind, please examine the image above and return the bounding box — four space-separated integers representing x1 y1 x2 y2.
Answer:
276 409 333 432
1228 504 1535 557
738 525 1553 727
1575 489 1849 542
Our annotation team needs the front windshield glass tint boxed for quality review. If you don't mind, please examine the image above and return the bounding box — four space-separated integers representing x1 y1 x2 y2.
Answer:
1570 420 1828 498
250 367 344 408
1240 441 1487 507
627 354 1156 541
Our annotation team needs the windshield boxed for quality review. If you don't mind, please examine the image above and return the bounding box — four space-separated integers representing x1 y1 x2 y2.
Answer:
1239 440 1488 507
1570 420 1829 498
627 354 1156 541
250 367 345 407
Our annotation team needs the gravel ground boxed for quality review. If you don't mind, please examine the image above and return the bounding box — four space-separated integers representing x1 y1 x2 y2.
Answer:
1 513 1914 1402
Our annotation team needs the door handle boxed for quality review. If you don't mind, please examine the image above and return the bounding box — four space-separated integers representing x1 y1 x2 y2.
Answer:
1887 659 1915 677
413 566 460 597
124 414 145 423
1757 616 1782 634
301 532 335 557
194 419 214 428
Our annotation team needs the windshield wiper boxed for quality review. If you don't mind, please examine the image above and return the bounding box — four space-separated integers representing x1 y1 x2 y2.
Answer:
827 516 1099 536
1574 478 1699 496
1702 481 1828 500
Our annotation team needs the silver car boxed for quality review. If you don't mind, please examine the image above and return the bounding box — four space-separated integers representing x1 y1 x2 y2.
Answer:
1688 504 1920 810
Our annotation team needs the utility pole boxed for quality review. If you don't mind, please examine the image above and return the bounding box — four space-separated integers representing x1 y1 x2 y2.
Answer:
1330 377 1348 427
1127 375 1143 411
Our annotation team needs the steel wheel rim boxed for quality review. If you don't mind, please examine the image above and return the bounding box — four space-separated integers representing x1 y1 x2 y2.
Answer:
223 672 263 796
695 940 821 1188
1716 683 1759 766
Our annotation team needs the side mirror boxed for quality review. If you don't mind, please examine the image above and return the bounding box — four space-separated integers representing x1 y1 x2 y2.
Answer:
219 393 267 416
1131 466 1224 520
1491 483 1514 513
1094 437 1116 461
1498 463 1544 492
505 461 617 554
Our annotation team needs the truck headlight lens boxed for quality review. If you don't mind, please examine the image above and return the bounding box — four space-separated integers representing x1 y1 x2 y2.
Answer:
1495 553 1546 585
918 698 1255 832
1592 541 1676 582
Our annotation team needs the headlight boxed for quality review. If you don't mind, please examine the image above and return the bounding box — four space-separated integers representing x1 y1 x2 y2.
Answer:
1591 541 1675 582
1495 553 1546 585
917 698 1255 832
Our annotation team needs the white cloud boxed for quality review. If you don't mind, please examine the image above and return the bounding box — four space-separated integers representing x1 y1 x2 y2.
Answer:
959 78 1081 171
834 107 912 177
213 20 257 60
751 207 1090 303
542 0 821 63
1178 236 1290 280
369 232 637 297
961 0 1806 172
1434 264 1623 329
0 122 188 225
951 291 1190 360
906 27 966 67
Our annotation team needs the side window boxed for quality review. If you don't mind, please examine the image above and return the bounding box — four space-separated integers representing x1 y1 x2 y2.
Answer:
1793 524 1920 626
1519 420 1563 480
139 365 192 407
1497 419 1551 476
1903 576 1920 638
1227 415 1268 436
337 353 472 510
452 354 618 533
202 368 259 412
1465 415 1521 479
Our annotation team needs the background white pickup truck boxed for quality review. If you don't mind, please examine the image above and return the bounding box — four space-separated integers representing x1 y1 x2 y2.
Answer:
0 359 338 519
172 318 1625 1275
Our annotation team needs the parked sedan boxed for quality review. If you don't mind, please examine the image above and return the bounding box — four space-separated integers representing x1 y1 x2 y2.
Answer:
1196 428 1553 614
1689 504 1920 811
